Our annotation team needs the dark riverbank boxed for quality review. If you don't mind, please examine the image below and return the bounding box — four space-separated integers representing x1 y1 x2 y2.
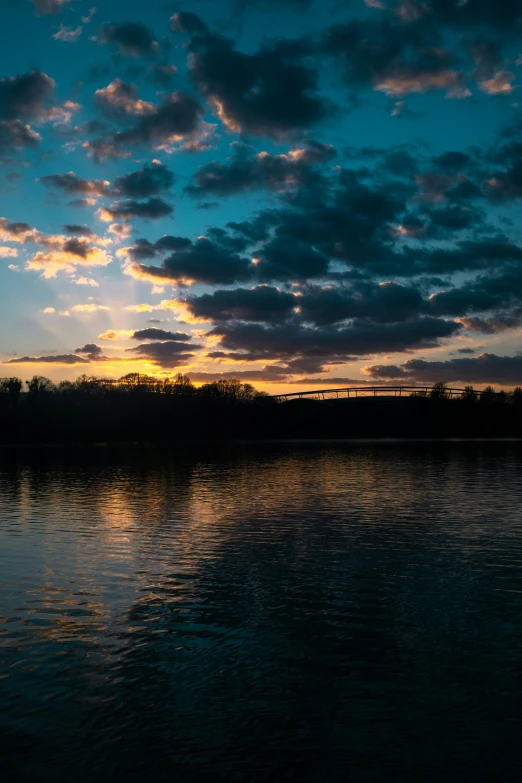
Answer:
2 388 522 443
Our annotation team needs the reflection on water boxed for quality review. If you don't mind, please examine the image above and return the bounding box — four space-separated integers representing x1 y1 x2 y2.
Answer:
1 442 522 782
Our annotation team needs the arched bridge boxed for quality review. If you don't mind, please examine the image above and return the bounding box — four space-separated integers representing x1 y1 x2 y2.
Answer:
270 386 479 402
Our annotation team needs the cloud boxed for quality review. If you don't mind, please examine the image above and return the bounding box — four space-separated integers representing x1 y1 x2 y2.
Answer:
98 330 133 341
479 71 515 94
364 353 522 385
0 70 55 121
323 17 469 98
71 303 109 313
0 120 41 155
131 328 192 341
429 268 522 317
75 343 103 359
98 22 158 57
52 25 82 42
112 162 175 198
26 244 112 278
81 8 96 24
209 317 460 368
85 92 207 160
117 235 191 261
126 340 200 368
94 79 155 118
0 70 71 157
28 0 72 15
73 277 99 287
5 353 90 365
173 12 332 136
185 141 335 198
39 172 110 197
0 247 17 257
391 0 522 32
125 304 157 313
181 285 297 324
124 236 252 286
0 217 39 243
63 224 95 236
375 71 467 98
97 197 173 221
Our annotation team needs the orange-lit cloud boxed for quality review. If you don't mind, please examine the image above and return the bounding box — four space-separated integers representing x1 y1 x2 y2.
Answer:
71 303 109 313
26 246 112 278
479 71 515 94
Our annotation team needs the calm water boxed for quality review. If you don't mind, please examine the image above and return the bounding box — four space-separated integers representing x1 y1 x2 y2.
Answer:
1 442 522 782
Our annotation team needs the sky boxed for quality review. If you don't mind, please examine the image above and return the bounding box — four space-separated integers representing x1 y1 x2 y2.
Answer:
2 0 522 392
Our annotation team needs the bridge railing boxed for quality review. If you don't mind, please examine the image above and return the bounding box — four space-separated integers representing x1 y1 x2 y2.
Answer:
269 386 487 402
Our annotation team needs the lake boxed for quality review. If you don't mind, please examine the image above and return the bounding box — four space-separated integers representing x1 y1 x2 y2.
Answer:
1 442 522 782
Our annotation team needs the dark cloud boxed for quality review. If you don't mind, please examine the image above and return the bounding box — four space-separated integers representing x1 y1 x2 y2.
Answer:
63 225 95 236
93 80 154 120
430 268 522 316
322 17 466 98
0 70 54 121
6 354 90 365
431 151 471 170
0 120 40 155
62 237 92 258
86 92 205 161
39 172 110 197
391 0 522 31
0 218 34 241
98 22 158 57
112 163 175 198
101 197 173 221
185 141 335 198
28 0 71 16
396 239 522 277
210 316 460 365
75 343 103 359
173 12 332 136
297 281 425 325
127 237 252 285
126 341 199 368
255 237 330 281
123 236 192 261
365 353 522 385
131 328 192 341
459 313 522 334
184 285 297 323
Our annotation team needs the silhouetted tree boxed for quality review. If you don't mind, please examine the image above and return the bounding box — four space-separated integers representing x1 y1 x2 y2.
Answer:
200 379 260 402
480 386 496 405
0 377 22 407
462 385 477 402
430 382 448 399
511 387 522 405
172 373 196 396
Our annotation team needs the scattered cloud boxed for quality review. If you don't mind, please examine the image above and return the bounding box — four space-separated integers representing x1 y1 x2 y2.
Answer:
52 25 82 42
98 22 158 57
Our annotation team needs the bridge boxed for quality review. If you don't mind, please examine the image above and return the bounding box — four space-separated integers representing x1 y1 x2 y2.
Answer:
269 386 481 402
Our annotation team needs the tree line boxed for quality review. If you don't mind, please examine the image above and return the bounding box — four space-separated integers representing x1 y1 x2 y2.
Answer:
1 374 522 443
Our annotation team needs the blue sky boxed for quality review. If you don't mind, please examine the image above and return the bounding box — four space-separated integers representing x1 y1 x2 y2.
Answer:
2 0 522 390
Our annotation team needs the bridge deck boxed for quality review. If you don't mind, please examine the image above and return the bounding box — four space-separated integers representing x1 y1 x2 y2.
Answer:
269 386 484 402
